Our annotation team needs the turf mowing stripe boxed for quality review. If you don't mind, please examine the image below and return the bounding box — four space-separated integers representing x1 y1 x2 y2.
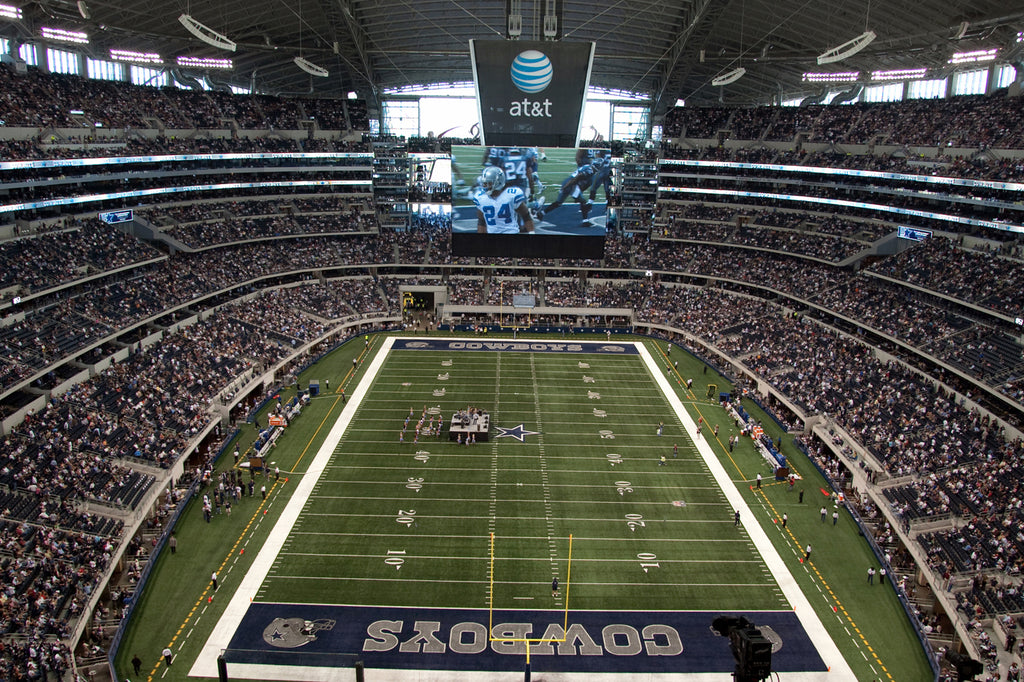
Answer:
486 351 502 605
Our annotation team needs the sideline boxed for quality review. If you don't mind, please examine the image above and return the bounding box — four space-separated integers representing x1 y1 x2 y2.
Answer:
189 336 397 678
636 342 857 680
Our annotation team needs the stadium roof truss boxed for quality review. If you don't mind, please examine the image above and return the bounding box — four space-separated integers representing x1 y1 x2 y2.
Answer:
7 0 1024 115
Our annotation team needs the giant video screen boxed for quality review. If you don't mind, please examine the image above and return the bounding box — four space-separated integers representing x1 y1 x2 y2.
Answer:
450 145 611 258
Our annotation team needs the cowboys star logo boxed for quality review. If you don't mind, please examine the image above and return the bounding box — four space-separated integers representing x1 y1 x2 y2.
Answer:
494 424 540 442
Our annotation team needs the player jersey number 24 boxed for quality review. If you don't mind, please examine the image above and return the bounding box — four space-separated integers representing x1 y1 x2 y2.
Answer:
474 187 525 234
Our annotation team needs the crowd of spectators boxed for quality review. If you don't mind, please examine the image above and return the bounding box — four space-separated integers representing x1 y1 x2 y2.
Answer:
166 213 369 248
868 236 1024 317
657 164 1024 239
0 219 160 296
0 67 368 132
0 278 402 672
446 276 486 306
266 280 383 320
0 134 372 161
663 93 1024 149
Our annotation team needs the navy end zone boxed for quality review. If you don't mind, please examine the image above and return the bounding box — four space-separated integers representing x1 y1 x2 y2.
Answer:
226 603 827 675
392 339 638 354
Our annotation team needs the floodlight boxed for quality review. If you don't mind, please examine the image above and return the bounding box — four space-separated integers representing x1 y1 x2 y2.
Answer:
802 71 859 83
176 55 233 69
948 48 997 64
871 68 927 81
0 3 22 19
76 0 89 19
294 56 328 77
178 13 236 52
41 26 89 44
817 30 876 65
110 49 162 65
711 67 746 87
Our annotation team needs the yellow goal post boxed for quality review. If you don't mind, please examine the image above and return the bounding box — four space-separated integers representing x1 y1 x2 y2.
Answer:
488 533 575 663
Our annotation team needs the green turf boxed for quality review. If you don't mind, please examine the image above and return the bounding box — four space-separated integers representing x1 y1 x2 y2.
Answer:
115 332 933 682
263 348 785 616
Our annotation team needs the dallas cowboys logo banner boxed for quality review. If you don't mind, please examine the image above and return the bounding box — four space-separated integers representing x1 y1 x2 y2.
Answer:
470 39 595 147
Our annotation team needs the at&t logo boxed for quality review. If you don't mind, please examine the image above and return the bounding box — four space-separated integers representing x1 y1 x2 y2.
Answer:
509 49 552 118
511 50 552 92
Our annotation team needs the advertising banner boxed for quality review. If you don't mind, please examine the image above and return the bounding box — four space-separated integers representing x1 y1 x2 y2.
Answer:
471 39 595 147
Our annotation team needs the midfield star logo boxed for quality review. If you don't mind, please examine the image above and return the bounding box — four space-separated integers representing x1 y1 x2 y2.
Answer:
494 424 540 442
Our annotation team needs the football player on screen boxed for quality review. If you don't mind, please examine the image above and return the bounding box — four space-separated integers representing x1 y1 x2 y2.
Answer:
588 151 612 201
482 146 541 199
474 166 535 234
536 154 610 225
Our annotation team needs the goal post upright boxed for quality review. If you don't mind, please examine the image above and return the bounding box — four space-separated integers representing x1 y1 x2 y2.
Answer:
564 533 573 632
487 533 574 644
489 531 495 638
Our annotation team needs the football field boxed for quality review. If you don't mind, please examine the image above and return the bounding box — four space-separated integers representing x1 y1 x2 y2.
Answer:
190 338 853 680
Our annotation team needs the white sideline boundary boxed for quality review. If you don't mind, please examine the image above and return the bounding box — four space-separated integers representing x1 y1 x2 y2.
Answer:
189 336 397 679
635 343 857 681
189 338 858 681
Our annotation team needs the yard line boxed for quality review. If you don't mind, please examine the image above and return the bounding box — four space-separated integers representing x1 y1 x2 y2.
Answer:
300 513 739 523
263 576 780 588
289 531 752 543
313 479 726 489
304 495 732 506
276 551 765 565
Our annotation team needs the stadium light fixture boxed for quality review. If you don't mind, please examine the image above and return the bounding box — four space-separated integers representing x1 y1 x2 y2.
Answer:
178 14 236 52
294 56 328 77
177 55 233 69
803 71 860 83
817 30 876 65
0 3 22 19
41 26 89 44
711 67 746 87
948 48 997 64
871 68 927 81
110 49 163 65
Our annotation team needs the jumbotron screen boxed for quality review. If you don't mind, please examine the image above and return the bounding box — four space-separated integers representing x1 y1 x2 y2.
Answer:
450 145 611 258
